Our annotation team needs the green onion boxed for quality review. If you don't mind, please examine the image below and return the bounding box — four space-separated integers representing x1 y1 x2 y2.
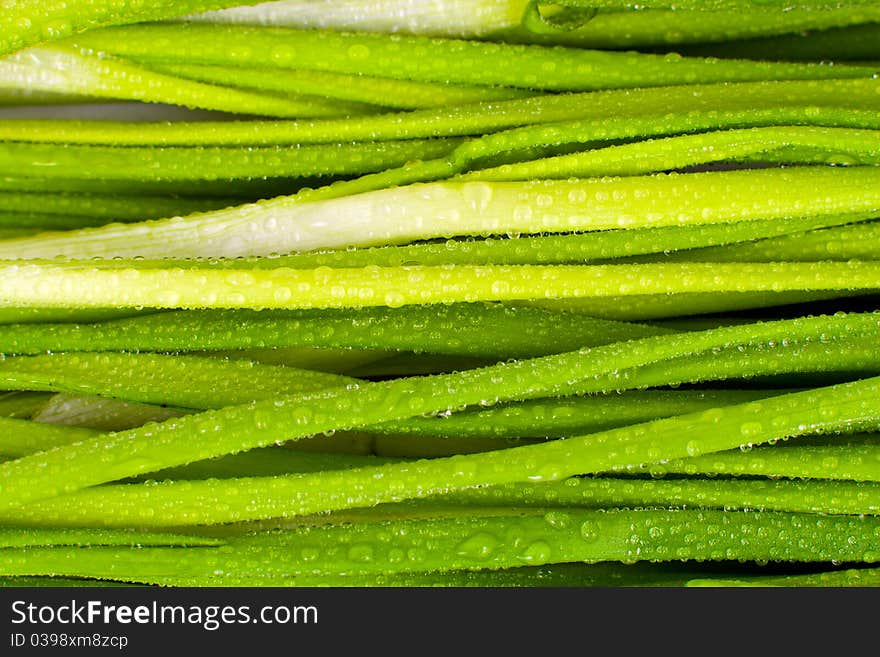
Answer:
1 261 878 310
0 138 460 182
0 1 246 56
0 304 669 358
635 435 880 482
71 24 879 91
0 167 876 260
152 62 531 110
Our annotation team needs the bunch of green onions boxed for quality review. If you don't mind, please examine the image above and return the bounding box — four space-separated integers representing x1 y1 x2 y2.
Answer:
0 0 878 588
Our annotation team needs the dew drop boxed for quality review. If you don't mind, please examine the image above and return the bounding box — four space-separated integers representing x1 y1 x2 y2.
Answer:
517 540 552 563
580 519 599 543
347 544 374 563
455 532 499 560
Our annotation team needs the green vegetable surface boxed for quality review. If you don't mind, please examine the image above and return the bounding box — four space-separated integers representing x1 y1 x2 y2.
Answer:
1 0 878 589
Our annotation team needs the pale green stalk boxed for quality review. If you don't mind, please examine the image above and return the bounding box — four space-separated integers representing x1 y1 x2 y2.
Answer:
1 261 879 310
0 166 876 260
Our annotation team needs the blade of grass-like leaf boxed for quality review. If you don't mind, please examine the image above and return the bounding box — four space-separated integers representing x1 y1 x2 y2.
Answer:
0 139 461 182
154 62 531 109
0 174 335 199
636 435 880 482
373 389 780 441
0 190 238 222
435 476 880 516
653 221 880 264
521 290 869 321
0 353 345 410
0 527 221 548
